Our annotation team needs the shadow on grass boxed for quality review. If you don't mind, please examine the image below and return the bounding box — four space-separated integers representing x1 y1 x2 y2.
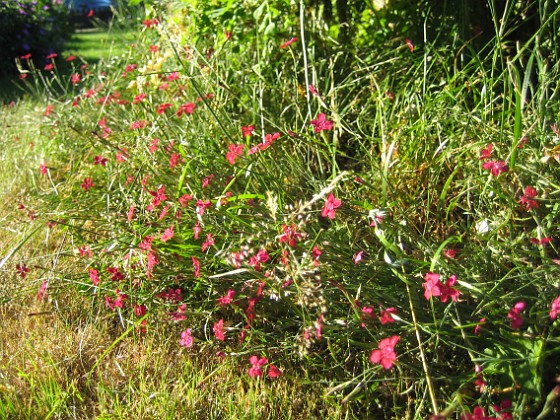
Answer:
0 25 136 105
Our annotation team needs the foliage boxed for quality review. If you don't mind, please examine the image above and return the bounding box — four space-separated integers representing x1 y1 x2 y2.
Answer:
3 0 560 418
0 0 73 76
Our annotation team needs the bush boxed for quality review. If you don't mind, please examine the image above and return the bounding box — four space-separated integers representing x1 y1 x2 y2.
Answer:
0 0 73 76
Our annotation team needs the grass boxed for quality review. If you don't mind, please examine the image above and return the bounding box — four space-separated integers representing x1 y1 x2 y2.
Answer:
2 0 560 418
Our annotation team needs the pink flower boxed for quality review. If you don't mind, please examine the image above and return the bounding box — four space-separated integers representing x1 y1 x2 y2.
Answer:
443 248 457 259
39 162 48 175
370 335 400 370
242 125 255 137
519 185 538 211
217 289 236 306
482 159 508 176
37 281 48 302
279 37 298 48
180 328 194 348
321 193 342 220
310 113 334 133
133 93 146 104
160 225 174 242
192 256 200 278
169 304 187 321
440 274 461 303
196 199 212 215
81 177 94 191
44 105 54 116
213 319 226 341
201 233 214 252
311 245 322 266
379 307 397 325
309 84 319 96
177 102 195 117
423 272 442 300
507 301 525 329
134 304 147 317
268 365 282 378
530 237 552 246
71 73 80 85
178 194 192 207
248 355 268 377
88 268 100 286
353 250 364 264
278 224 304 247
550 296 560 320
474 318 486 335
226 143 245 164
479 143 493 160
193 221 201 240
202 174 215 189
405 38 414 52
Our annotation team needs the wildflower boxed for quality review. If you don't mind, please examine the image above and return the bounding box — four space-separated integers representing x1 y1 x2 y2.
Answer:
134 304 147 317
226 143 245 164
353 250 364 264
474 318 486 335
192 257 200 278
248 355 268 377
180 328 194 348
81 177 94 191
278 224 304 247
507 301 525 329
550 296 560 320
440 274 461 303
160 225 175 242
193 221 202 239
78 245 92 258
147 251 159 272
215 289 236 308
16 263 30 278
405 38 414 52
169 304 187 321
143 18 159 28
310 246 322 266
139 236 154 252
156 103 172 115
196 199 212 215
93 155 108 166
133 93 146 104
461 406 493 420
242 125 255 137
443 248 457 259
361 306 376 327
169 153 182 168
530 237 551 246
37 281 48 302
89 268 100 286
368 209 386 227
321 193 342 220
268 365 282 378
279 37 298 48
202 174 215 189
107 267 124 282
201 233 214 252
177 102 195 117
40 162 48 175
482 159 508 176
178 194 192 207
114 290 128 308
71 73 80 85
370 335 400 370
44 104 54 116
310 113 334 133
309 84 319 96
129 120 147 130
44 63 54 71
316 314 324 339
213 319 226 341
379 307 397 325
519 185 539 211
479 143 493 160
422 272 442 300
157 288 182 302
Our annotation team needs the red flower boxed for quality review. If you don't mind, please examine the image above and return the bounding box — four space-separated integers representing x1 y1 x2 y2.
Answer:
379 307 397 325
93 155 108 166
218 289 236 306
160 225 175 242
248 355 268 377
507 301 525 329
440 274 460 303
311 245 322 266
321 193 342 220
142 18 159 28
226 143 245 164
201 233 214 252
81 177 94 191
279 37 298 48
156 103 172 115
278 224 304 247
443 248 457 259
16 263 30 278
405 38 414 52
422 272 442 300
310 113 334 133
192 256 200 278
519 185 538 211
177 102 195 117
88 268 100 286
482 159 508 176
370 335 400 370
242 125 255 137
71 73 80 85
268 365 282 378
180 328 194 348
213 319 226 341
479 143 493 160
550 296 560 320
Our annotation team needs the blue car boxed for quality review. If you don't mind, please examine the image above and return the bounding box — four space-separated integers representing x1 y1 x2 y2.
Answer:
64 0 115 16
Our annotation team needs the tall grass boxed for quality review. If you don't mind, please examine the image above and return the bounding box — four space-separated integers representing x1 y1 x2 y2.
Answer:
2 0 560 418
